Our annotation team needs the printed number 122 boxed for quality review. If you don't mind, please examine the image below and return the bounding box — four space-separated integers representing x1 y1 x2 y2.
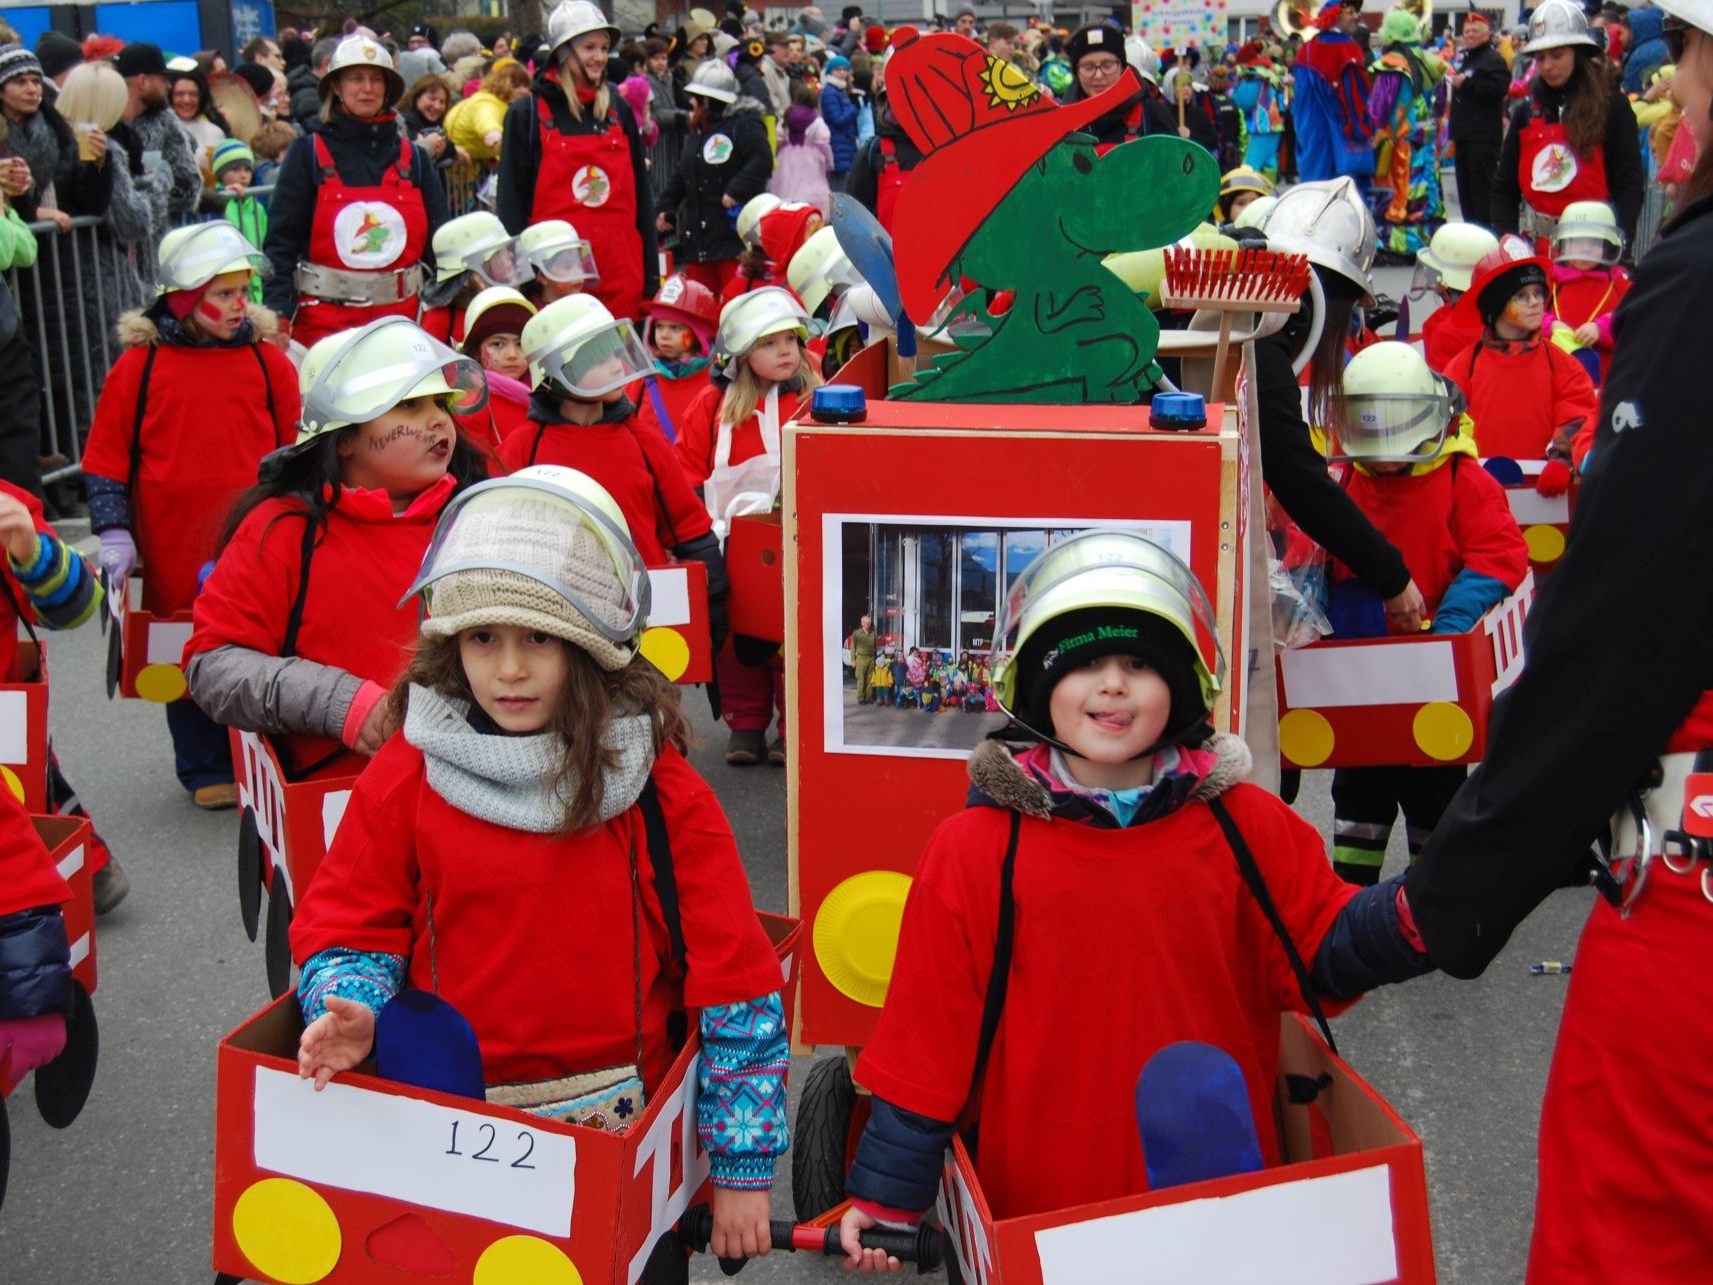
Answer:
447 1120 536 1169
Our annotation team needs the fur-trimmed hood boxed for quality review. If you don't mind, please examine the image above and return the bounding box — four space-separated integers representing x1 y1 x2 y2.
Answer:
966 731 1252 824
116 300 282 349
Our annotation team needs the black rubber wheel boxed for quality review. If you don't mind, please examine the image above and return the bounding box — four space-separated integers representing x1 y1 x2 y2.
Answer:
944 1242 964 1285
35 982 98 1129
792 1053 860 1223
214 1274 248 1284
0 1092 10 1213
237 807 262 943
104 621 122 700
264 877 293 1000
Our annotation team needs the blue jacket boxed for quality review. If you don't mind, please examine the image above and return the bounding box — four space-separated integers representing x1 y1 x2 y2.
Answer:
1623 8 1668 96
821 82 860 172
0 906 71 1021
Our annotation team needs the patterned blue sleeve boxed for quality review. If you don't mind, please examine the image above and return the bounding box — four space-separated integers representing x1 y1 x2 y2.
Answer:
696 991 790 1189
297 946 407 1025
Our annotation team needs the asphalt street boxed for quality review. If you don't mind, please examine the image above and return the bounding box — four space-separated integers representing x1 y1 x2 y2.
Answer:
0 263 1601 1285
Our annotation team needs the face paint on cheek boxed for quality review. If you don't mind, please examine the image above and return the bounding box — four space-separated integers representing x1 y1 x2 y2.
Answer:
197 297 230 326
1503 299 1536 327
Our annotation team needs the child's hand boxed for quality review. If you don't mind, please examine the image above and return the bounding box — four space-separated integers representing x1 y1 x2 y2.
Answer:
0 490 41 566
223 181 247 196
1572 321 1600 347
839 1205 904 1274
710 1186 772 1260
354 699 396 756
298 995 376 1090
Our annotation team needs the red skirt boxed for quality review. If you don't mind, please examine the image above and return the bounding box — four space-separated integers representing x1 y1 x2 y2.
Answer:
1528 866 1713 1282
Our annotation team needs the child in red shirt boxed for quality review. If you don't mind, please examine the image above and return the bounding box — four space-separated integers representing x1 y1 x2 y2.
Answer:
1321 342 1530 885
81 224 298 808
460 285 538 452
839 532 1434 1261
674 287 821 765
186 318 490 780
1547 200 1631 385
1446 246 1598 499
633 274 718 446
290 468 787 1259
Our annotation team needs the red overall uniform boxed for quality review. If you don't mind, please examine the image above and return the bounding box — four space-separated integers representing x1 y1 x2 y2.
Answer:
857 782 1358 1219
498 410 711 564
292 134 430 349
875 137 908 229
532 93 645 324
289 738 783 1090
1517 103 1610 224
81 321 299 616
1446 333 1598 462
184 477 456 772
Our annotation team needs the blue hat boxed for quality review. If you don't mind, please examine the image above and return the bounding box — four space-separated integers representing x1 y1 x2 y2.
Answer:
825 52 852 73
212 138 256 177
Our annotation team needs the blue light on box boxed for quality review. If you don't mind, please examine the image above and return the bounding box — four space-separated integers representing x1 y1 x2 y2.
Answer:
1150 392 1207 432
811 385 868 424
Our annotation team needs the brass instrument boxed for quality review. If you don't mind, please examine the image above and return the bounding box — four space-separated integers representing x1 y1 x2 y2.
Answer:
1269 0 1317 41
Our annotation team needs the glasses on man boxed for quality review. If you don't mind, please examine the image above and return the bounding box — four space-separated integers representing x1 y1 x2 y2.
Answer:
1079 57 1123 79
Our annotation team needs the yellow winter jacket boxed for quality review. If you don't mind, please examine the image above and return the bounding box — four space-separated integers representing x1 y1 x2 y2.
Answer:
445 90 513 161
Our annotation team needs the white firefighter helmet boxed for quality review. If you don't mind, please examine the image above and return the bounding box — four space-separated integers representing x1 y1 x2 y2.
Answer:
1551 200 1624 266
432 211 534 287
1523 0 1600 52
1414 222 1500 295
685 59 739 103
319 34 405 102
519 219 601 285
989 529 1224 725
1263 177 1377 303
1329 340 1462 464
155 222 267 294
710 286 810 380
736 193 783 248
1654 0 1713 42
788 226 864 317
403 465 649 670
521 293 655 396
296 316 488 441
547 0 622 58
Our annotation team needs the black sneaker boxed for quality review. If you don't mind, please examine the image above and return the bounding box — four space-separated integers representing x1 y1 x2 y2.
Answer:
725 728 766 766
93 857 131 915
767 738 786 766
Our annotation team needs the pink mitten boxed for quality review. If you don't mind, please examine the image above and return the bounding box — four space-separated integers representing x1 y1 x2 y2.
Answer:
0 1013 67 1075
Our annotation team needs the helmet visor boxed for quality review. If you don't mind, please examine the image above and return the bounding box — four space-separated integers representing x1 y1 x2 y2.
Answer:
301 318 489 435
1326 390 1453 463
469 236 535 288
1551 230 1621 266
402 473 650 642
530 237 601 284
991 530 1225 709
1409 256 1444 299
158 223 270 292
533 317 655 397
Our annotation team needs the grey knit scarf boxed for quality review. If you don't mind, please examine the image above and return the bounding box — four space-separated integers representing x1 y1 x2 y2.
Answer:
7 110 65 209
403 684 656 833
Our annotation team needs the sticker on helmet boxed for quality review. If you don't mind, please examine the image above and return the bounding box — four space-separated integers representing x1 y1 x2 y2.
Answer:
1530 142 1578 194
703 133 734 165
659 276 685 304
572 164 612 207
334 201 408 269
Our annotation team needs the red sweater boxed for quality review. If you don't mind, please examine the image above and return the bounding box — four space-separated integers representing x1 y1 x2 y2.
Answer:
497 409 712 564
857 783 1358 1220
289 737 783 1089
1422 302 1480 376
1333 450 1530 613
672 384 810 486
82 338 299 615
0 787 68 919
1446 332 1599 462
185 478 454 768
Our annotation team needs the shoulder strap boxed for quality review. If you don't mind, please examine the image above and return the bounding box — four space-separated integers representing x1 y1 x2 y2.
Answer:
1207 795 1339 1054
397 132 413 178
966 808 1022 1110
280 508 319 659
637 777 689 1051
313 131 337 182
126 345 160 499
0 571 40 649
249 343 277 429
526 420 549 466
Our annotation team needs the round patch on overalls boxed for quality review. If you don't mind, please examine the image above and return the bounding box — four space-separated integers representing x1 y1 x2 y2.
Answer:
333 200 408 269
1530 142 1578 194
572 163 612 207
703 133 734 165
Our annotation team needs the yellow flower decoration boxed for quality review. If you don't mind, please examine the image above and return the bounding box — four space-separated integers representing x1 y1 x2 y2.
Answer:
979 54 1041 112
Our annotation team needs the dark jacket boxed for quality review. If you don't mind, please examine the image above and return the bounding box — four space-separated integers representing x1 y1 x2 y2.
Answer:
646 69 689 129
735 58 771 111
658 96 772 264
1410 190 1713 977
261 108 451 318
1060 82 1178 149
1254 320 1411 598
1447 40 1510 141
7 101 113 222
288 64 322 132
495 67 659 301
845 113 924 217
1493 73 1646 244
820 80 860 171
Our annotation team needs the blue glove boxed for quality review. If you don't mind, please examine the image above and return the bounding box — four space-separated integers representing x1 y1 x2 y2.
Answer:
1430 570 1511 634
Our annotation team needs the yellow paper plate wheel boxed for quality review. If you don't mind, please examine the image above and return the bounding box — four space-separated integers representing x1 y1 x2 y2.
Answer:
1413 701 1475 761
474 1235 583 1284
813 870 914 1008
0 764 23 805
639 626 691 681
135 662 188 703
231 1178 341 1284
1278 708 1335 768
1524 524 1566 564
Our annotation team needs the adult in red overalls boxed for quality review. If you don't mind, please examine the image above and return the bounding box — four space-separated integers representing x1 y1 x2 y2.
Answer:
1408 3 1713 1276
261 34 449 349
1491 0 1644 252
497 0 658 325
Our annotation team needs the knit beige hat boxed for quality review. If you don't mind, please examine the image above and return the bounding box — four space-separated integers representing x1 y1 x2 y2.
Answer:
409 469 648 672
